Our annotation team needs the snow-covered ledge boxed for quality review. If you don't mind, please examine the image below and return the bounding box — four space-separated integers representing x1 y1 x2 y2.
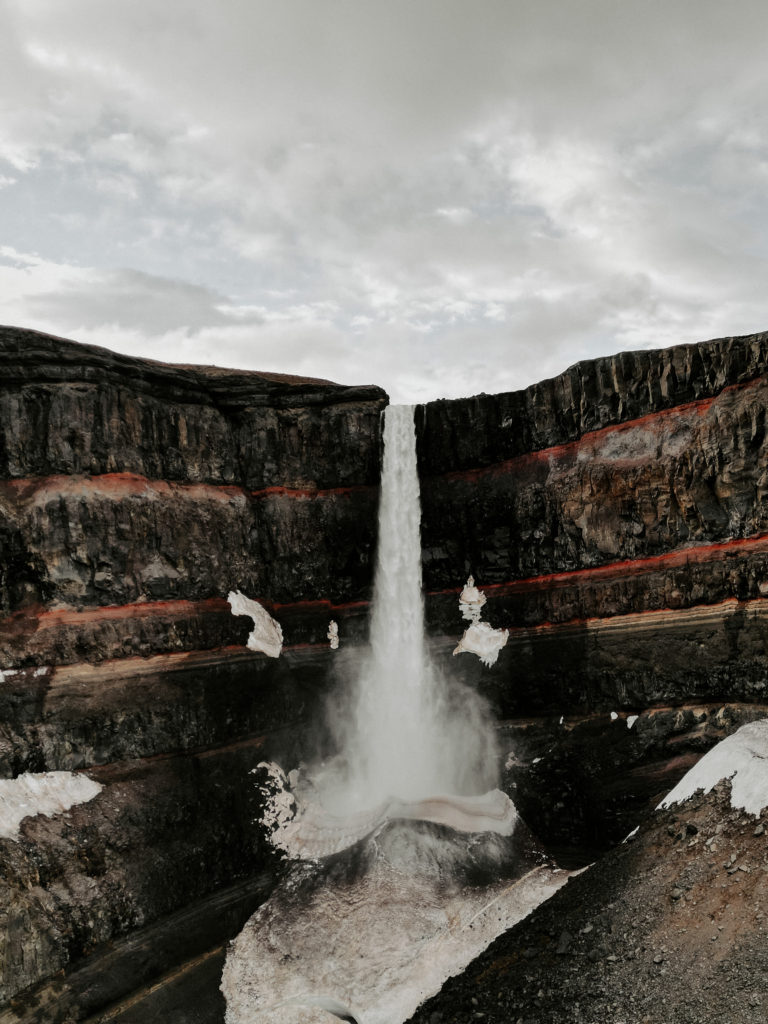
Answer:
0 772 103 841
659 719 768 815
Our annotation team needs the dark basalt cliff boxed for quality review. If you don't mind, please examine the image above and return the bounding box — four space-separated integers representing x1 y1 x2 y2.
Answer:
417 330 768 859
0 327 386 1013
5 324 768 1020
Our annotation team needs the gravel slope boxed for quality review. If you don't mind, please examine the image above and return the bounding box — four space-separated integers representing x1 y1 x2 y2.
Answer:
406 782 768 1024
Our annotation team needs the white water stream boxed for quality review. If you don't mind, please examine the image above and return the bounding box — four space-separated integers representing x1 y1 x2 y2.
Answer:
316 404 502 817
221 406 568 1024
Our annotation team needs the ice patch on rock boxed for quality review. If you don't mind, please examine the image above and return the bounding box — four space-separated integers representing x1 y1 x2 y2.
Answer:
658 719 768 816
0 771 102 840
227 590 283 658
453 620 509 668
459 575 487 623
327 620 339 650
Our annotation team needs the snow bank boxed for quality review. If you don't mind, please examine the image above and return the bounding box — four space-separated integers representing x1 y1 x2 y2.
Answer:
0 771 103 840
257 762 516 861
222 855 571 1024
659 719 768 816
227 590 283 658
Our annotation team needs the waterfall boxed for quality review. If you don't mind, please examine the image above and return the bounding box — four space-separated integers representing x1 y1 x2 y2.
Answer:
221 408 541 1024
329 404 497 812
222 409 552 1024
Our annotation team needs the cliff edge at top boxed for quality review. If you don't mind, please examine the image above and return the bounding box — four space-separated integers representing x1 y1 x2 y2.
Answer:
417 329 768 855
0 325 385 488
0 327 387 1011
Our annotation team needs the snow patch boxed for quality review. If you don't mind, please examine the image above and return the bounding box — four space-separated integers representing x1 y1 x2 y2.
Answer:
256 762 516 862
453 576 508 666
610 711 618 721
453 621 508 668
659 719 768 816
222 857 572 1024
227 590 283 658
327 620 339 650
459 575 486 623
0 771 103 840
627 715 638 729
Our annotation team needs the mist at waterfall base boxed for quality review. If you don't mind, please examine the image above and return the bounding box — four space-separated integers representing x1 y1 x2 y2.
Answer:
221 407 569 1024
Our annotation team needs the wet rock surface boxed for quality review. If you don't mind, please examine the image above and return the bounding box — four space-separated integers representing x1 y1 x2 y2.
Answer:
406 783 768 1024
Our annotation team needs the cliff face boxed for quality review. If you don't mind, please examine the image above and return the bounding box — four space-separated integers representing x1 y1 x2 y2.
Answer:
0 327 386 1009
418 331 768 857
6 324 768 1016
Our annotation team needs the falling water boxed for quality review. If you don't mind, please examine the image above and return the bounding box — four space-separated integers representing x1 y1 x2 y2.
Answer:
328 404 498 812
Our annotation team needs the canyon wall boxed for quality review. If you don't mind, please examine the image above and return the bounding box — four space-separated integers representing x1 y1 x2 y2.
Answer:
6 323 768 1014
0 327 386 1012
417 331 768 857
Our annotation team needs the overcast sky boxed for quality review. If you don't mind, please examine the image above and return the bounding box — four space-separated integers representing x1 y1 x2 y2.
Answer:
2 1 768 401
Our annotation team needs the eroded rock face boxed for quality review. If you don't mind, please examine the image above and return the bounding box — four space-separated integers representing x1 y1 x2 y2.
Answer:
7 324 768 1016
418 331 768 854
0 327 386 1010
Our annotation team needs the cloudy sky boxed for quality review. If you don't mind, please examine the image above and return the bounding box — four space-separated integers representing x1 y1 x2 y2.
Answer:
2 1 768 401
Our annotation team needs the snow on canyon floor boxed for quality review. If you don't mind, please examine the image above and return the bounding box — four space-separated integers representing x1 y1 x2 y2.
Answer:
221 815 571 1024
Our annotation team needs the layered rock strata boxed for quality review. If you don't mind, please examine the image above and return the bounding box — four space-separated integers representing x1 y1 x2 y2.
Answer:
418 331 768 854
0 327 386 1012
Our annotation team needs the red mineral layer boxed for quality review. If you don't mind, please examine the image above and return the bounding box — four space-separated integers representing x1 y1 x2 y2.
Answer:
0 596 371 636
434 376 762 484
251 484 369 500
1 472 245 504
428 532 768 599
0 472 373 504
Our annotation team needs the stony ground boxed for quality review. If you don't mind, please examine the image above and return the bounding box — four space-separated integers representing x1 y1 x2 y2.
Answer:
406 782 768 1024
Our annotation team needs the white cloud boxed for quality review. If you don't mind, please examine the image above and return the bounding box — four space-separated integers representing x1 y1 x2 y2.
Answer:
1 1 768 400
